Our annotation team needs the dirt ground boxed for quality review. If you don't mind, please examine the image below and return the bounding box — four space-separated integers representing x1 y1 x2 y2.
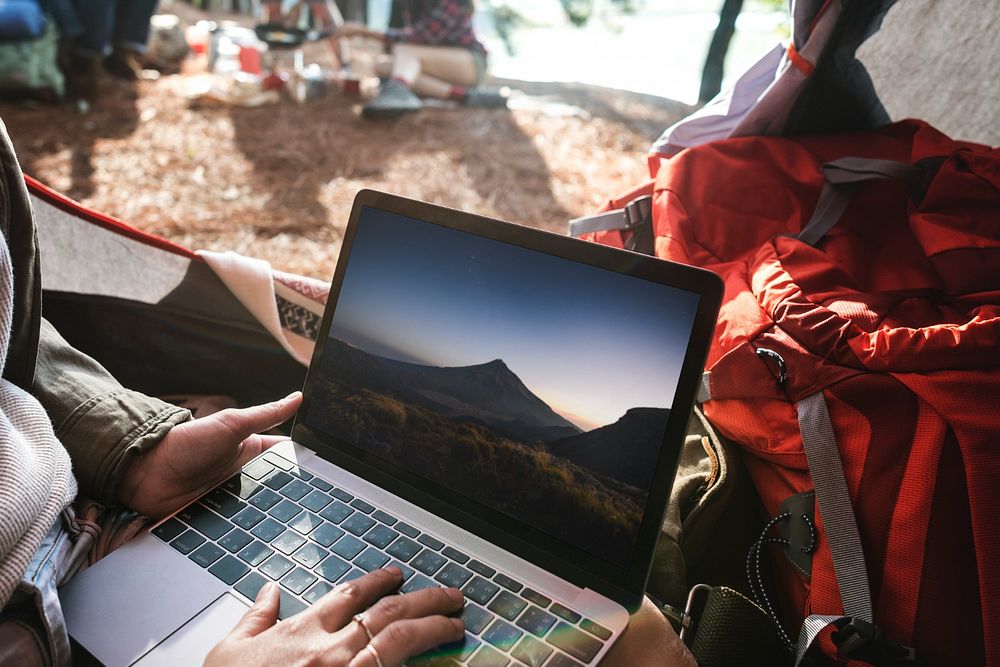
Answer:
0 9 691 280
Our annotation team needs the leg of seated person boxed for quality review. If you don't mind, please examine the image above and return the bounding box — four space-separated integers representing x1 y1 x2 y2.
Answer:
392 43 478 88
602 597 698 667
71 0 114 57
410 73 455 99
374 54 392 78
389 44 423 86
307 0 343 28
263 1 283 22
111 0 158 54
306 0 344 64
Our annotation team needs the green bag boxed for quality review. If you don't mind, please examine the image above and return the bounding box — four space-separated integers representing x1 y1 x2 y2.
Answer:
650 406 789 665
0 16 63 98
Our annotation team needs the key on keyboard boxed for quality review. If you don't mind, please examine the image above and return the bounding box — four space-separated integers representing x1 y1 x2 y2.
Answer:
156 455 608 667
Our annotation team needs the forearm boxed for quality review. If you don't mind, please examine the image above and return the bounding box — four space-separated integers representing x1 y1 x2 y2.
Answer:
32 318 191 505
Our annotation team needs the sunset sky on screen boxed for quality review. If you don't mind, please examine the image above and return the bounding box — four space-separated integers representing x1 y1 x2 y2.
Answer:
330 207 699 431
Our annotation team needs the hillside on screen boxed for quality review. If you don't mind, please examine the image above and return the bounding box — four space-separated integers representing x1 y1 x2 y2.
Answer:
305 207 699 566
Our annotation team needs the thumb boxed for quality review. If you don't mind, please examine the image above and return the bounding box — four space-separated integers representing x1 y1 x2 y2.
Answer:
230 582 280 639
214 392 303 443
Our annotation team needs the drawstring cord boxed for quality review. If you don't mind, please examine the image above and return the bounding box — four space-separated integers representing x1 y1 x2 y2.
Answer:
747 512 817 648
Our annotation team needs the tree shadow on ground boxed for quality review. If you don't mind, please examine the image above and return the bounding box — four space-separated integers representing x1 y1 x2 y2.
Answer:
227 89 573 235
3 78 140 200
493 77 696 143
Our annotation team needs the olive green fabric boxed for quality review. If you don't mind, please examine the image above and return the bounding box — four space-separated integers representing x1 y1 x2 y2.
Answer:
648 406 763 611
647 411 713 608
0 17 63 97
33 320 190 504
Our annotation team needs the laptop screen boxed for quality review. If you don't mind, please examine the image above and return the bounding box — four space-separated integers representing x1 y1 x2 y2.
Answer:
303 206 700 569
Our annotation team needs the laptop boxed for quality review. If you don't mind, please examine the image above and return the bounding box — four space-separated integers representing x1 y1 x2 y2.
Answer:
61 190 722 666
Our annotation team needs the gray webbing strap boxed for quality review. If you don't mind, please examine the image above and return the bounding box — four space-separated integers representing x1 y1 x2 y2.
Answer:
797 157 923 246
696 371 712 403
567 195 653 237
796 614 846 665
568 209 629 236
793 392 874 664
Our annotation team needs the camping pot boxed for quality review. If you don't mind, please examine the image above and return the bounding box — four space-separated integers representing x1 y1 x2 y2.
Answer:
208 22 258 71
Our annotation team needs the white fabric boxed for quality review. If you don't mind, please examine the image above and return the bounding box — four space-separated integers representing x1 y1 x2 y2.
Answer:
198 250 313 366
650 0 843 157
651 44 786 157
0 233 77 606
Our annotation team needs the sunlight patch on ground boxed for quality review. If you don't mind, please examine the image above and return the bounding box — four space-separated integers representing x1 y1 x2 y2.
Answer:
482 0 787 104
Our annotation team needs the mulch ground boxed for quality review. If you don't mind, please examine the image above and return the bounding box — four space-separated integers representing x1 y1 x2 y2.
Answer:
0 8 691 280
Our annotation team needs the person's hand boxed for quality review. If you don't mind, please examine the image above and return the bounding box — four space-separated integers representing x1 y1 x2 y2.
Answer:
336 21 385 40
118 392 303 519
205 567 465 667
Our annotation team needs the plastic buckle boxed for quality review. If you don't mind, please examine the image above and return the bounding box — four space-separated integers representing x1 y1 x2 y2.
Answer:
623 195 653 230
833 618 919 663
832 618 878 656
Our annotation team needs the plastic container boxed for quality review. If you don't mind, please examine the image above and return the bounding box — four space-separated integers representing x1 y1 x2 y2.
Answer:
213 36 241 76
239 45 262 74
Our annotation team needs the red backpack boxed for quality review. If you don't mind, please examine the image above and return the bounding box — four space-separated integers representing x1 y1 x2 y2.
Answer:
584 119 1000 665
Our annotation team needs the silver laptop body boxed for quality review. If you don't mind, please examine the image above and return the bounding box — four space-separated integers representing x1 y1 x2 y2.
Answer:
61 191 722 666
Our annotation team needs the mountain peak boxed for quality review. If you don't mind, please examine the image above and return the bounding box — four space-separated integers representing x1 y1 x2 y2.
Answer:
622 407 666 419
325 338 580 436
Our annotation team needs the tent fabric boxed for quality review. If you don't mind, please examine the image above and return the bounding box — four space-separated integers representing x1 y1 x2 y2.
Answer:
651 0 850 159
29 177 318 408
857 0 1000 146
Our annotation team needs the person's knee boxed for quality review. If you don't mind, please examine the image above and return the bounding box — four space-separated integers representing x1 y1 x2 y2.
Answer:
601 597 697 667
390 43 419 59
388 46 421 85
374 54 392 78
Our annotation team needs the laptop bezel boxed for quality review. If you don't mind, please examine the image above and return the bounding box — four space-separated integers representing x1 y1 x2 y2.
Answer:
292 189 722 611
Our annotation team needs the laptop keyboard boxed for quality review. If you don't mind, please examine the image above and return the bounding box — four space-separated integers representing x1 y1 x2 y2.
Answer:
151 452 611 666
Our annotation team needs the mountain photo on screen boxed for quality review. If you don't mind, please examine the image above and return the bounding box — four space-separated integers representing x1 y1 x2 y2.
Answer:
306 208 699 566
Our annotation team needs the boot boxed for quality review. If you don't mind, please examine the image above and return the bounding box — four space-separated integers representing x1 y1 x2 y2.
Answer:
104 47 144 81
362 79 422 119
65 54 102 104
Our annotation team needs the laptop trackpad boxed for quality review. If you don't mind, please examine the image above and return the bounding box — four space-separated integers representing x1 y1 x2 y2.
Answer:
133 593 249 666
62 533 229 666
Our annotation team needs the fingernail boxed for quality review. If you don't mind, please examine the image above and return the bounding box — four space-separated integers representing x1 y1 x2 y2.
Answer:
446 587 463 603
451 618 465 633
283 391 302 402
257 582 276 602
384 566 403 578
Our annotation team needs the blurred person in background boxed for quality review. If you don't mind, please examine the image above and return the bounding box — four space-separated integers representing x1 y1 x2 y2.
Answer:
263 0 341 30
260 0 347 69
335 0 504 118
44 0 159 103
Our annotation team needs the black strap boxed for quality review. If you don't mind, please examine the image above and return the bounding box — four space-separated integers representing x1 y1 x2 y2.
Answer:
683 586 790 666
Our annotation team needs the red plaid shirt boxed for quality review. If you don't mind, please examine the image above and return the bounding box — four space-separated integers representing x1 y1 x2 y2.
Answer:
385 0 487 58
